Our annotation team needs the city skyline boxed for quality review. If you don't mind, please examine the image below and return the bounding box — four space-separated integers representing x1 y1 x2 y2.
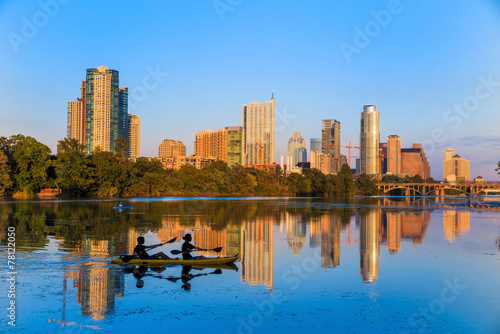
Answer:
2 1 500 179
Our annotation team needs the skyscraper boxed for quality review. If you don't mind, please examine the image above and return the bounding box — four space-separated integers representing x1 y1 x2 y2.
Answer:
360 105 379 176
118 87 129 140
67 99 85 144
128 114 140 159
286 130 307 167
387 135 401 175
310 138 322 154
322 120 341 173
242 94 275 165
226 126 243 167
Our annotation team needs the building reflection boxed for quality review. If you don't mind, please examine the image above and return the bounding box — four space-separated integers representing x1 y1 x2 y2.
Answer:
285 212 306 256
443 210 470 242
241 218 274 289
63 237 124 321
384 212 401 253
310 214 341 268
358 210 380 283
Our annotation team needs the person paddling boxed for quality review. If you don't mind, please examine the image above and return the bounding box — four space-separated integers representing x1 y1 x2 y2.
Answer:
181 233 209 260
133 236 174 260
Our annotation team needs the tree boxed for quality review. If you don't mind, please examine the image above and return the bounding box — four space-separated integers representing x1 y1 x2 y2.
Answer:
55 138 94 196
356 173 379 195
115 135 129 159
337 164 356 195
0 151 13 196
4 135 52 196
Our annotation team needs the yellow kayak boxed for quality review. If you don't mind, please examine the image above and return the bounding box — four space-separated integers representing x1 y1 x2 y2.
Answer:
111 255 239 266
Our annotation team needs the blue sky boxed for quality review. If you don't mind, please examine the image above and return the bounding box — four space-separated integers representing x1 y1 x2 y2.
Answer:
1 0 500 180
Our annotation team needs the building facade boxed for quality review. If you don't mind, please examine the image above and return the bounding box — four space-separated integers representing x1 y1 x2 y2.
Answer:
386 135 401 175
322 120 341 173
67 99 85 145
286 130 307 168
360 105 379 176
226 126 243 167
159 139 186 158
242 94 275 165
443 149 470 182
310 138 322 154
401 143 431 179
310 151 336 175
128 114 140 159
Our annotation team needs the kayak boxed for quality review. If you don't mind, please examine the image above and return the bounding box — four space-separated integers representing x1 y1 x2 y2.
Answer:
113 206 133 209
111 255 239 266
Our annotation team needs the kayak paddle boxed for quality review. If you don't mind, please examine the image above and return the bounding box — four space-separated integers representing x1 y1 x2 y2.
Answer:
121 237 177 263
170 247 222 255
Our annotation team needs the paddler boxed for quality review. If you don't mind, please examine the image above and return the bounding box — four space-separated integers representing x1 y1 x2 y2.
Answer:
181 233 209 260
133 236 174 260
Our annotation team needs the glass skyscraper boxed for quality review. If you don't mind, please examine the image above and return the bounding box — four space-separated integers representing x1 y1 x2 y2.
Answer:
360 105 379 176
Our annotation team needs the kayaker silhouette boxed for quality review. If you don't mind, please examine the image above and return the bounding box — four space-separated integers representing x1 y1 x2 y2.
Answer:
181 233 209 260
119 202 123 208
133 266 148 288
133 236 174 260
180 265 222 291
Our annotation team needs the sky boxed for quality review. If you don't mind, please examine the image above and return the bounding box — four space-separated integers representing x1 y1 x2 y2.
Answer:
1 0 500 180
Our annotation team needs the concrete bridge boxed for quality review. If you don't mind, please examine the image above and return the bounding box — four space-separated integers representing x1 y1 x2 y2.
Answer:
377 182 500 196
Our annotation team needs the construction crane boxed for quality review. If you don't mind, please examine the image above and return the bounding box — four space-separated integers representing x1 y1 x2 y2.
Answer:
325 141 360 168
255 141 264 165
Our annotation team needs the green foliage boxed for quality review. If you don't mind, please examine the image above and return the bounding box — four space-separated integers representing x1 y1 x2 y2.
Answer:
115 135 129 159
0 151 13 196
0 134 52 196
337 164 356 196
55 138 94 196
355 173 380 195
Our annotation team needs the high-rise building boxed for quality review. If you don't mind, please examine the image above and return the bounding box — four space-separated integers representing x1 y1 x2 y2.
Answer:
360 105 379 176
67 99 85 144
359 209 380 283
194 126 243 167
242 94 275 165
322 120 341 173
226 126 243 167
387 135 401 175
310 138 322 154
443 149 470 182
83 66 121 154
159 139 186 157
286 130 307 168
310 151 336 175
401 143 431 179
128 114 140 159
118 87 128 141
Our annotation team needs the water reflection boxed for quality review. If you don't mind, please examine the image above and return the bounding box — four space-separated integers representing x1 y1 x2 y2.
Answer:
1 197 497 328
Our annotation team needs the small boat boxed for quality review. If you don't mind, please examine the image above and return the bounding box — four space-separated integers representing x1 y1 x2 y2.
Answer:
113 206 133 209
111 255 239 266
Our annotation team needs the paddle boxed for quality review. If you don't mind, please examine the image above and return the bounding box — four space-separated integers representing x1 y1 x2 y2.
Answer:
170 247 223 255
121 237 177 263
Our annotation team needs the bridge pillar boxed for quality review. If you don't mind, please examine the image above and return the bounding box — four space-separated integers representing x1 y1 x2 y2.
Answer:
405 188 410 196
439 189 445 196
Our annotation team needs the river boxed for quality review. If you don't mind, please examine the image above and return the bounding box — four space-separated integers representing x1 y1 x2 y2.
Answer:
0 197 499 333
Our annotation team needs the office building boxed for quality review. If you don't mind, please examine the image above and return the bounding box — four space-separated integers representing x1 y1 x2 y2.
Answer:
128 114 140 159
310 138 322 154
286 130 307 168
322 119 341 173
159 139 186 158
310 151 336 175
401 143 431 179
242 94 275 165
360 105 379 176
387 135 401 175
443 149 470 182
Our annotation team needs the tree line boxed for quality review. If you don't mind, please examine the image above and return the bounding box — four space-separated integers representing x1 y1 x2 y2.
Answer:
0 135 381 198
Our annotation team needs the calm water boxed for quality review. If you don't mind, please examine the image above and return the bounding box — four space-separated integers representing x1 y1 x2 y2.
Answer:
0 197 499 333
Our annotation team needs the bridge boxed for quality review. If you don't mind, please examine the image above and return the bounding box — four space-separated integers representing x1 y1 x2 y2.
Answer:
377 182 500 196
